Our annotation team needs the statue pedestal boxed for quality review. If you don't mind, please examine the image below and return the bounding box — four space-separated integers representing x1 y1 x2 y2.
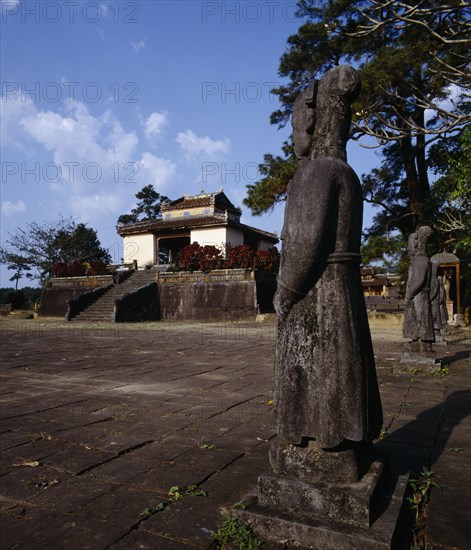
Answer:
234 459 408 549
400 349 441 366
434 333 448 346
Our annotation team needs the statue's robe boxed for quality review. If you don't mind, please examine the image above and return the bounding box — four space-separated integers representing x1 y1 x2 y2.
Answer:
403 256 435 342
274 157 383 449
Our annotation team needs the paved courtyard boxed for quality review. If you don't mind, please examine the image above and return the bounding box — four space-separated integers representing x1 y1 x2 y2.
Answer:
0 318 469 549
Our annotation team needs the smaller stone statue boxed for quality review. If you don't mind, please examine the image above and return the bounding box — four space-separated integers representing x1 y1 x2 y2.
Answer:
430 263 449 343
430 262 441 330
403 226 435 352
438 275 449 332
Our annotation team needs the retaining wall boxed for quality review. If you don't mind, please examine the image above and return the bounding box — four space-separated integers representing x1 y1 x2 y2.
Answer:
39 276 114 317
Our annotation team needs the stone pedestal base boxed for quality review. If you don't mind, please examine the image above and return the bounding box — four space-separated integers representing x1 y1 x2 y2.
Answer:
234 463 408 549
434 333 448 346
400 350 441 367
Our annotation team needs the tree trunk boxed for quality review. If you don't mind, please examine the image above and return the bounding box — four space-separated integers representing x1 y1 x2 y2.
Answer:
400 134 423 228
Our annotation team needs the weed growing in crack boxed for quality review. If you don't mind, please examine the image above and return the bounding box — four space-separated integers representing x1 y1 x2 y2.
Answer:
211 516 261 549
407 469 440 549
140 485 208 519
432 366 449 378
199 443 218 450
409 367 420 383
379 428 389 441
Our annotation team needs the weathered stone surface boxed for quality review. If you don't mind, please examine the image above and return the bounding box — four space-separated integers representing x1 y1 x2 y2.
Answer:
400 349 440 366
403 227 435 348
257 459 384 528
0 318 469 549
273 65 382 456
232 64 402 548
234 472 408 550
156 269 277 322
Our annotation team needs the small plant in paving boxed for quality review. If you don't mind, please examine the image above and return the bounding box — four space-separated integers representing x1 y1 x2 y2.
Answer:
407 469 440 549
448 447 464 453
141 502 166 517
200 443 218 450
140 485 208 519
212 516 261 549
31 432 53 442
379 428 389 441
168 485 207 501
432 366 449 378
409 367 420 383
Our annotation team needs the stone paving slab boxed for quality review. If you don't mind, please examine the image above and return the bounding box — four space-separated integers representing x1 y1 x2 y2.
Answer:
0 318 469 549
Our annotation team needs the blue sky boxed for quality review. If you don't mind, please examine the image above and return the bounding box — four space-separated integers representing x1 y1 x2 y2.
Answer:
1 0 383 286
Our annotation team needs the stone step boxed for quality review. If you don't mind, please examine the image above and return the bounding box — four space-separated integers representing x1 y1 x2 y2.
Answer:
71 269 157 322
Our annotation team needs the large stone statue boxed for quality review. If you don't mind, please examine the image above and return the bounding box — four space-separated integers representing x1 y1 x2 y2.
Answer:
271 64 383 482
235 66 404 548
403 226 435 351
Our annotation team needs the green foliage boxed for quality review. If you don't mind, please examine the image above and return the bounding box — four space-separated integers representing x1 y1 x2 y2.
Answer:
212 517 261 549
168 485 207 501
244 0 470 275
0 217 110 285
243 142 297 215
117 184 170 225
428 126 471 258
407 469 440 523
361 234 406 273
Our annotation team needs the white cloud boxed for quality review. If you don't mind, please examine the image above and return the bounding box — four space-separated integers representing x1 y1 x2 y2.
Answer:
143 111 168 141
21 102 139 192
176 129 230 158
131 39 146 52
2 200 26 217
0 94 178 230
0 93 37 149
138 152 176 189
70 193 122 223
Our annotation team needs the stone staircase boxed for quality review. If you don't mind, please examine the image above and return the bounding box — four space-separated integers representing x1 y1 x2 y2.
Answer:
71 269 160 322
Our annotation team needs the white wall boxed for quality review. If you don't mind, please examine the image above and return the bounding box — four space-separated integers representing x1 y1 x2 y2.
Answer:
190 227 229 250
225 227 245 248
122 234 155 267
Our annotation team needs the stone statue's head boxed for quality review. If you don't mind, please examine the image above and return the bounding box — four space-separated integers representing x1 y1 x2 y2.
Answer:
292 65 361 160
408 226 432 257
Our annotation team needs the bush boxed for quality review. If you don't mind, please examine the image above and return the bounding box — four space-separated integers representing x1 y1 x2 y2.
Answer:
87 260 108 275
51 260 109 277
253 248 280 273
177 242 224 272
226 245 255 269
176 243 280 273
52 262 69 278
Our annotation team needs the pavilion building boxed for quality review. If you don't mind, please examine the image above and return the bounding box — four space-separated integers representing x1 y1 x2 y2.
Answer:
117 189 278 267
